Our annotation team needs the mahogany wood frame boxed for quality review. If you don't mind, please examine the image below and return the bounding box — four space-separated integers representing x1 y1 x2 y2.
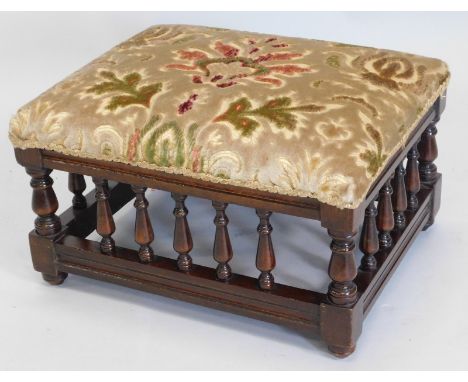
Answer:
14 93 446 358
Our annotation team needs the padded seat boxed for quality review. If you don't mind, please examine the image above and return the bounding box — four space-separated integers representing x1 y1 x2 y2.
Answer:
9 24 449 209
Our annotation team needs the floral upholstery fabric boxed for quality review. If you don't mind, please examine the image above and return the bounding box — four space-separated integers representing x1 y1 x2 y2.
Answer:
9 25 449 209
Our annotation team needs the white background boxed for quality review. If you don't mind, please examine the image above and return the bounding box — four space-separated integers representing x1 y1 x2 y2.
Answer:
0 12 467 370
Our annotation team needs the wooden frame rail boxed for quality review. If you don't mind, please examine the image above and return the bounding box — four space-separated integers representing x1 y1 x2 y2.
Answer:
15 93 446 357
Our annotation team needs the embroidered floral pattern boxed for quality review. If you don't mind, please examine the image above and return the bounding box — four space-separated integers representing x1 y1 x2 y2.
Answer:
166 37 310 88
9 25 450 209
359 124 388 176
144 120 201 169
87 71 162 111
354 53 426 92
214 97 325 136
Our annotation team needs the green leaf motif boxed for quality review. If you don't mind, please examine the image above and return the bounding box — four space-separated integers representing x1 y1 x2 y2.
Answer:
359 124 388 176
214 97 325 137
326 55 340 68
143 119 200 169
87 70 162 111
213 98 259 137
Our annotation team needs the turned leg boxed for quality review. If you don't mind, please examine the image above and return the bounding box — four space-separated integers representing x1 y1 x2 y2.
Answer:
326 229 358 357
212 201 233 280
359 200 379 271
171 193 193 271
132 185 155 263
68 173 87 209
26 167 67 285
255 209 276 290
418 119 441 229
92 177 115 254
418 121 438 185
327 230 358 307
377 179 394 249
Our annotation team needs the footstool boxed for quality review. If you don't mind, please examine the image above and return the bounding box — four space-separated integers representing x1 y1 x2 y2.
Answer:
9 25 450 357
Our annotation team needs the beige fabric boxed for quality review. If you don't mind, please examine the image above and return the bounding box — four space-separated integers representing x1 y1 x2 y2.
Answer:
9 24 449 209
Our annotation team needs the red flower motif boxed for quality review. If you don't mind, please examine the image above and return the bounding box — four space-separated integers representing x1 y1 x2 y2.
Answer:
178 50 208 60
211 74 224 82
254 77 281 86
215 41 239 57
178 94 198 114
167 37 309 89
216 81 237 88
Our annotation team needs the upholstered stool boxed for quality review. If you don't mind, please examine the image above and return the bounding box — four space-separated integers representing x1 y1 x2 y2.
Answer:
10 25 449 357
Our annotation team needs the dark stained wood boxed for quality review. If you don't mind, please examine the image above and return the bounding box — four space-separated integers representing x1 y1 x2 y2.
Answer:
26 167 61 236
327 230 358 306
377 180 394 248
328 230 357 306
13 94 446 358
406 143 421 211
212 201 233 280
171 193 193 271
359 200 378 271
392 162 407 229
418 121 438 185
320 300 363 358
68 173 87 209
64 183 134 238
26 167 67 284
255 209 276 290
37 149 321 220
423 173 442 230
55 235 322 332
92 177 115 254
356 187 432 314
131 185 155 263
320 203 364 237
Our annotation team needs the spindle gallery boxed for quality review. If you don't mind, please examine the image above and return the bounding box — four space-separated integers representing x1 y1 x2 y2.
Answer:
9 25 449 357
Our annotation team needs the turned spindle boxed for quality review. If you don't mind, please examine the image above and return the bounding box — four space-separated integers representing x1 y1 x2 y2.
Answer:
359 200 379 271
255 209 276 290
212 201 233 280
171 193 193 271
418 121 438 185
68 173 87 209
27 167 67 285
392 162 407 229
327 230 358 306
131 185 155 263
92 177 115 254
406 143 421 211
377 179 394 249
26 168 62 236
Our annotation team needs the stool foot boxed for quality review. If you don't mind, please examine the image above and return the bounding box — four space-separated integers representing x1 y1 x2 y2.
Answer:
42 272 68 285
327 344 355 358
